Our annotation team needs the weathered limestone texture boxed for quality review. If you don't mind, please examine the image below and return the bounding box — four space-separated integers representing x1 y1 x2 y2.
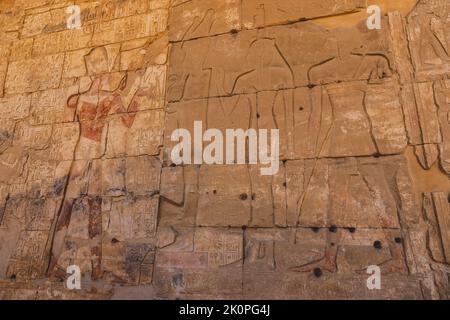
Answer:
0 0 449 300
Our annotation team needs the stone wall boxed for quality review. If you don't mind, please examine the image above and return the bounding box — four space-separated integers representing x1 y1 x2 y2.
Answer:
0 0 449 299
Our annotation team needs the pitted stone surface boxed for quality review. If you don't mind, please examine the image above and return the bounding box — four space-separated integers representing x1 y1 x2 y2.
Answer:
0 0 449 300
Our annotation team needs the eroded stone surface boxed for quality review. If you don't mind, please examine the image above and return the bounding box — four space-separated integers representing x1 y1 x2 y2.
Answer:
0 0 449 300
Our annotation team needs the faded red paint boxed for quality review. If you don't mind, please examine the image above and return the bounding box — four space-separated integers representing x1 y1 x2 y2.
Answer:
73 75 144 142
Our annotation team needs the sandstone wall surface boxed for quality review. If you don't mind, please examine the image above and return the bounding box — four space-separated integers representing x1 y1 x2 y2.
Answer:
0 0 449 300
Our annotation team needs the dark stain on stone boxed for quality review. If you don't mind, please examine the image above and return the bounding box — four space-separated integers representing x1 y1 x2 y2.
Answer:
0 130 11 143
52 176 67 196
373 241 382 249
124 243 154 282
0 207 4 225
65 240 75 250
313 268 322 278
172 273 184 288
